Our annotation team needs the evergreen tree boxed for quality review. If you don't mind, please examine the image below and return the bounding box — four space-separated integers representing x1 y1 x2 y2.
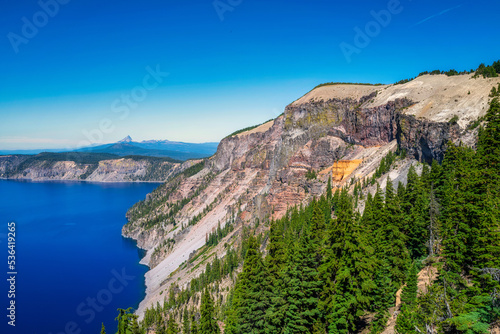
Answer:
264 220 287 333
477 97 500 184
310 202 327 268
402 166 431 259
115 308 132 334
227 235 271 333
200 290 219 334
167 316 181 334
326 176 332 200
401 263 418 307
190 312 199 334
100 323 106 334
428 187 440 257
183 308 190 334
371 259 397 312
129 314 141 334
440 144 479 274
474 97 500 272
156 312 167 334
281 227 321 333
395 305 420 334
380 177 410 285
321 190 378 333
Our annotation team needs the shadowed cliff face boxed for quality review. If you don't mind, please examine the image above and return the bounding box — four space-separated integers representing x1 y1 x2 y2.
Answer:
396 114 461 163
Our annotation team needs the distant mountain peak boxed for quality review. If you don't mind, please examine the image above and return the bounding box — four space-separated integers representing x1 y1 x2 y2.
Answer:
119 135 133 143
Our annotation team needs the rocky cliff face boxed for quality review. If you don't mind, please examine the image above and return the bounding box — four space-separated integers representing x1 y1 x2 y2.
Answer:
122 73 500 318
397 113 462 163
0 156 196 182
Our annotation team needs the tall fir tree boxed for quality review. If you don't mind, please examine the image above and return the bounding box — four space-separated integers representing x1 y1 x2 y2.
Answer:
281 227 321 333
321 190 378 333
380 177 410 286
190 312 199 334
226 236 269 334
401 263 418 307
167 316 181 334
183 308 191 334
200 289 220 334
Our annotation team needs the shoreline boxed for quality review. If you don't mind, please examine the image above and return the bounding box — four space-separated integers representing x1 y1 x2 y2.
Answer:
121 231 153 318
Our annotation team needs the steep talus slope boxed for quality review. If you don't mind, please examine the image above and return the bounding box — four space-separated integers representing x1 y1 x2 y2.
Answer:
124 73 500 318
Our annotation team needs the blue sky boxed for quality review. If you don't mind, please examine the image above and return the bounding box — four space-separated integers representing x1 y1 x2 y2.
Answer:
0 0 499 150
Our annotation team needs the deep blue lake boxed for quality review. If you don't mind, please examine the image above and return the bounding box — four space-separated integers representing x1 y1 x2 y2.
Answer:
0 180 159 334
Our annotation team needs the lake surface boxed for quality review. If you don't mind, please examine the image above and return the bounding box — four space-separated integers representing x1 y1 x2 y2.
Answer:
0 180 159 334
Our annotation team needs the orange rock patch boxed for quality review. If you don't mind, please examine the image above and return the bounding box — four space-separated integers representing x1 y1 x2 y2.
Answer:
320 159 363 182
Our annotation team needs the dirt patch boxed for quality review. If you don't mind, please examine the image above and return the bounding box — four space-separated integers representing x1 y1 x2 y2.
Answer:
380 287 403 334
293 84 381 105
417 264 439 295
380 263 439 333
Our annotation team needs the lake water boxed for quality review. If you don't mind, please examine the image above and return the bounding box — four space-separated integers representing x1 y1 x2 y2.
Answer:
0 180 159 334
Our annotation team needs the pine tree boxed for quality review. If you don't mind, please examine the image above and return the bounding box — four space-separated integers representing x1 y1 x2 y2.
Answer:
310 202 327 268
401 263 418 307
190 312 199 334
381 177 410 285
371 259 397 312
440 144 478 274
402 165 431 259
326 176 332 200
428 187 440 257
281 227 321 333
167 316 181 334
129 314 141 334
157 312 167 334
395 305 420 334
321 190 378 333
183 308 190 334
477 97 500 185
474 97 500 272
200 289 219 334
100 323 106 334
264 220 287 332
115 308 132 334
226 236 270 334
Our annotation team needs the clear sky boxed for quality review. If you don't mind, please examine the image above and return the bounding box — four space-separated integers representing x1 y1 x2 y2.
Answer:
1 0 499 150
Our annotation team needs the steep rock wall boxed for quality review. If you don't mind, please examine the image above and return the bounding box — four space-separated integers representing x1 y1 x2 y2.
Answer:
123 75 496 317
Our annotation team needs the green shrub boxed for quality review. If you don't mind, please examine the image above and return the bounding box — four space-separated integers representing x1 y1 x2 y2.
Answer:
449 115 459 125
305 169 317 180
